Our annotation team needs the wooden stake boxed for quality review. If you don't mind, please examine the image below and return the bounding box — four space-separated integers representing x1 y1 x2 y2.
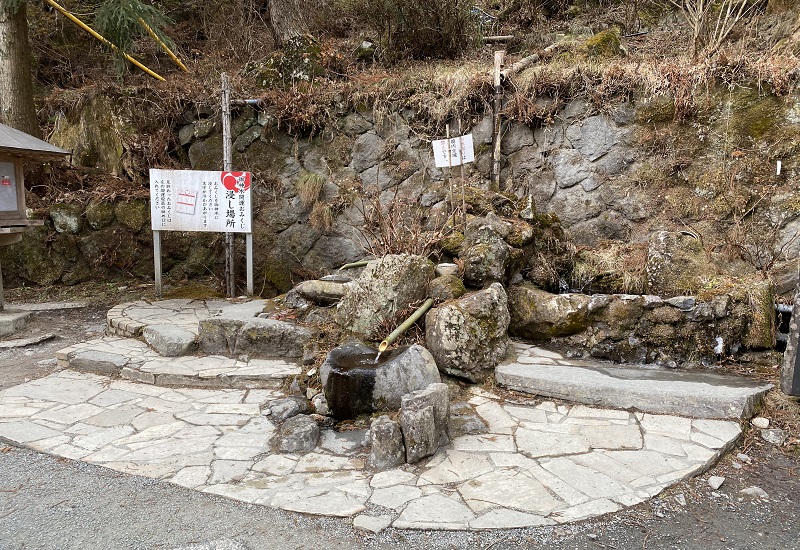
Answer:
491 50 505 190
222 73 235 297
446 123 454 217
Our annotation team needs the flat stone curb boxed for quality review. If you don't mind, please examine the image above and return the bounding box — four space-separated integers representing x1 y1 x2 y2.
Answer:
497 344 772 419
0 333 55 348
13 301 87 311
0 310 32 337
58 337 300 389
0 371 744 532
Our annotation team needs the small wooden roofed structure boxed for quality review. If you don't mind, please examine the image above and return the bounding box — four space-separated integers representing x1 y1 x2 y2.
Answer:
0 122 69 162
0 123 70 311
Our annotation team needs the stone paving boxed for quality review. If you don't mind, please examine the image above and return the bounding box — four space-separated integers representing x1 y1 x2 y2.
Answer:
0 299 760 531
0 369 743 531
106 299 266 337
57 337 300 388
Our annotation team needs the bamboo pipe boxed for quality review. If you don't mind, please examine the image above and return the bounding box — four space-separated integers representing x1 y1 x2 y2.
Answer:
43 0 165 82
378 298 435 353
339 260 369 270
137 16 188 72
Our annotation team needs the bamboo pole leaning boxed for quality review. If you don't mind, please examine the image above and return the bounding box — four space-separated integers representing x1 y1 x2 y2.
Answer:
43 0 165 82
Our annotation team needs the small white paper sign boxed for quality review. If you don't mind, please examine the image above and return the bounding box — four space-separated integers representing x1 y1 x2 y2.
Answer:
432 134 475 168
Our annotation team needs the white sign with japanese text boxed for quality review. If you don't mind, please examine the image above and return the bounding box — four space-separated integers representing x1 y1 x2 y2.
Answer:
149 169 252 233
432 134 475 168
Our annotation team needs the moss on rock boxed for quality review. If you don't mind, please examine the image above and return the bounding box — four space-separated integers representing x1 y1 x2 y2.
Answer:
114 200 149 232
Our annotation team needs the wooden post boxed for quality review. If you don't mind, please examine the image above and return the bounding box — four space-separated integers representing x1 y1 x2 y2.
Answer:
222 73 235 297
491 50 505 190
246 232 254 295
782 272 800 396
153 230 162 297
458 125 466 229
446 123 454 217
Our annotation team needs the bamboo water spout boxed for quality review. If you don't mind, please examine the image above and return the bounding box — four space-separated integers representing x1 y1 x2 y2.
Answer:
378 298 435 354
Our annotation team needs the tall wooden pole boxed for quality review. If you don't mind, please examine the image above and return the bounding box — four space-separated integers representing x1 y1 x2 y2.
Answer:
491 50 505 190
222 73 235 297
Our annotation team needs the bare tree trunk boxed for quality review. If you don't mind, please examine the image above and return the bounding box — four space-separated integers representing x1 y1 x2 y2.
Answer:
0 2 39 136
267 0 309 47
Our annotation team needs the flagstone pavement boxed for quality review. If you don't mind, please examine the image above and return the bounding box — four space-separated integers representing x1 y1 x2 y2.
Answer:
0 368 743 532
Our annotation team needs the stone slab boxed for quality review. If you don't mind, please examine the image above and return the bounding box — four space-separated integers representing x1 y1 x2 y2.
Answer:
0 310 32 337
496 361 771 419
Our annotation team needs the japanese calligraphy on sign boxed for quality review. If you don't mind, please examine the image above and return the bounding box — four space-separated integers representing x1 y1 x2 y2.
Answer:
431 134 475 168
149 169 252 233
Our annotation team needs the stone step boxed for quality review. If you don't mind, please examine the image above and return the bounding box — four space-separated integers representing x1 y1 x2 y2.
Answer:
57 336 301 389
107 299 312 362
496 344 772 420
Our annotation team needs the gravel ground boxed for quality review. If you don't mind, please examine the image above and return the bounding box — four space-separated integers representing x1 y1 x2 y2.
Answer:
1 292 799 549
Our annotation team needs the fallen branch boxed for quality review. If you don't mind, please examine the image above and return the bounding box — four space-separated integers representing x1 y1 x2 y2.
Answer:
500 42 562 81
483 35 513 43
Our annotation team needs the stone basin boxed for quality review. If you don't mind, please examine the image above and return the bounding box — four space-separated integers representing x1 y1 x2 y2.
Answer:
320 342 440 420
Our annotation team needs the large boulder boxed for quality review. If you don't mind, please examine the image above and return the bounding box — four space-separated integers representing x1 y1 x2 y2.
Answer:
425 283 510 383
335 254 434 340
507 284 592 340
320 342 441 420
646 231 717 296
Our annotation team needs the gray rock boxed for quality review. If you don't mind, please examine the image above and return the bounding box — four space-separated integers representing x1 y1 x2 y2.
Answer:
270 397 310 422
334 254 434 340
565 115 620 161
273 414 319 452
551 149 597 190
233 126 262 153
294 280 348 305
736 452 752 464
425 283 510 383
178 124 195 146
546 183 605 226
751 416 770 429
234 318 314 360
760 428 787 446
350 132 384 172
342 112 373 135
666 296 696 310
282 289 311 311
460 216 514 287
448 412 488 437
739 486 769 500
428 275 466 303
401 383 449 446
353 514 392 534
400 405 436 463
311 393 329 416
320 342 441 419
471 115 494 145
708 476 725 490
50 204 84 234
501 122 535 155
69 349 128 375
367 415 405 470
508 284 591 340
143 324 197 357
194 118 217 139
199 317 314 359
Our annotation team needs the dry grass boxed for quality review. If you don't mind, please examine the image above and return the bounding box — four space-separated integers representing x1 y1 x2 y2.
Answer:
571 241 649 294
